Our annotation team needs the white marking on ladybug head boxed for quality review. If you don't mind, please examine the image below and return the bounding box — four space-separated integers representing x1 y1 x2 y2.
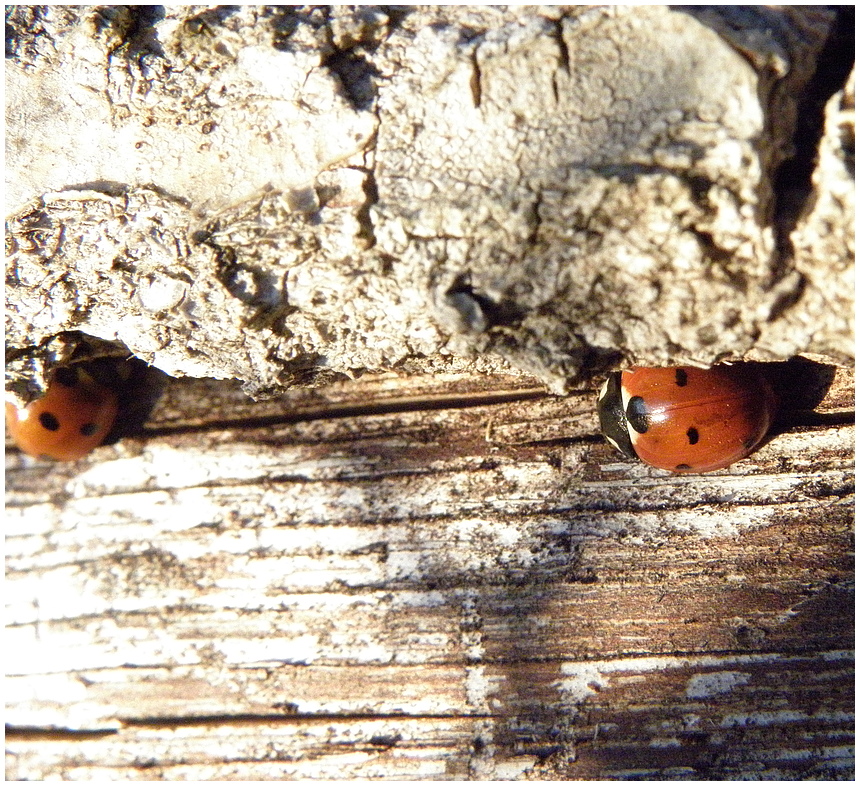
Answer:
597 378 610 403
603 433 624 453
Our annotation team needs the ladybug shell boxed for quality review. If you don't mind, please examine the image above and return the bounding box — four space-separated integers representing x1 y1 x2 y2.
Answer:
5 367 119 461
598 365 776 473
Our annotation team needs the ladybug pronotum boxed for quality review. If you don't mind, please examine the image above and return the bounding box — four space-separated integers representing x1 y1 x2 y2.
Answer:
597 365 776 473
5 366 119 461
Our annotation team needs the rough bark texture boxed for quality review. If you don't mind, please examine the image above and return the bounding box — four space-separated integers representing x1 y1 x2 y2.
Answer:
4 5 854 395
5 4 855 782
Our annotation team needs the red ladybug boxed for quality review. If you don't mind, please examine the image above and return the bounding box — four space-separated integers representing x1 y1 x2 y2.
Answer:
5 366 119 461
597 365 776 473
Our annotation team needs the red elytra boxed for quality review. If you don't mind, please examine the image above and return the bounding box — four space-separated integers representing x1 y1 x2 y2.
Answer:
5 367 119 461
598 365 776 473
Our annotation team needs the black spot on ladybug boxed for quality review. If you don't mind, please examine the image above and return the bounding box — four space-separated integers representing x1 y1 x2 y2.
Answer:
80 422 98 437
598 365 776 473
626 396 650 434
54 367 79 387
38 412 61 431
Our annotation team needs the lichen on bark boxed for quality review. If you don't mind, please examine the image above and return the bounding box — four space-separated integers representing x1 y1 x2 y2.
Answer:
5 6 852 397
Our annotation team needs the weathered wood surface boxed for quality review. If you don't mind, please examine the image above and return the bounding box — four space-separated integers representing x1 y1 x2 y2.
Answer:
5 6 854 780
5 367 854 780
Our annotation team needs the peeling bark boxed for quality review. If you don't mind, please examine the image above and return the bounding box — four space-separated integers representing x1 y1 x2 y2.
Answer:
4 5 855 780
5 6 853 393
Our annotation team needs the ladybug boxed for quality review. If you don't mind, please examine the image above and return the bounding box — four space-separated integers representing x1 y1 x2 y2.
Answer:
597 365 776 473
5 366 119 461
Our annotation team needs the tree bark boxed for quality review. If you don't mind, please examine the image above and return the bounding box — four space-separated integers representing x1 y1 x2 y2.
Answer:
5 5 853 393
5 5 854 781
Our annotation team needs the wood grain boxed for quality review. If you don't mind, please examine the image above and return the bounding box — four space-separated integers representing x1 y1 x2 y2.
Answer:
5 368 854 780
